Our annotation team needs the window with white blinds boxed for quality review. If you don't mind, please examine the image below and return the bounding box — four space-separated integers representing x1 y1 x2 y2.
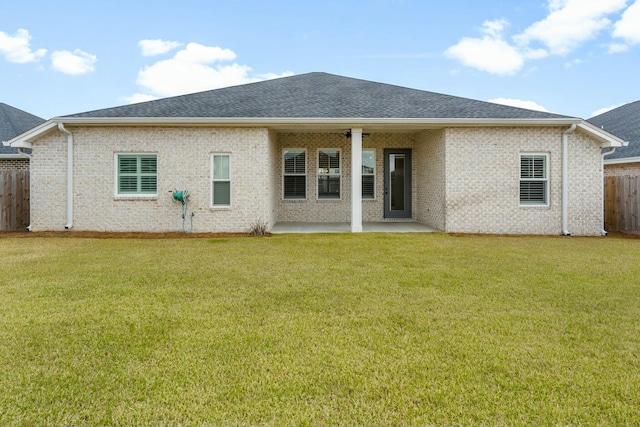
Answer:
212 154 231 207
362 150 375 199
318 149 341 199
520 154 548 205
117 154 157 196
283 149 306 199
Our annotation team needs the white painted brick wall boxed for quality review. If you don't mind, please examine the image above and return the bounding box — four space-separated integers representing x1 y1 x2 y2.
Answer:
276 133 415 223
29 125 605 235
415 129 446 230
444 127 604 236
31 126 275 232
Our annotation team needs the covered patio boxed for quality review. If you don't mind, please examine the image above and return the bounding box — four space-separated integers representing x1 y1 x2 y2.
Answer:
271 221 439 234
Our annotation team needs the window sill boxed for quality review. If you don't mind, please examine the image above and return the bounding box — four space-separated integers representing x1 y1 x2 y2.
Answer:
210 206 232 211
114 196 158 201
519 204 550 209
282 198 307 202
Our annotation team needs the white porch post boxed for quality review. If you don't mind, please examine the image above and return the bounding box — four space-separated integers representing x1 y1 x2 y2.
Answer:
351 128 363 232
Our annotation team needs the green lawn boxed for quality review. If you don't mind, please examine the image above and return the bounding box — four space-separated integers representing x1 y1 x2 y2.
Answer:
1 233 639 426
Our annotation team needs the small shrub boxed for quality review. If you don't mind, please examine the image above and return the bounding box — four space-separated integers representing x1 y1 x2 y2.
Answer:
248 219 268 236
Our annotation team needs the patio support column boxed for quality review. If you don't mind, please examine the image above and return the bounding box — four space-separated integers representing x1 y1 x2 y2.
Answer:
351 128 363 232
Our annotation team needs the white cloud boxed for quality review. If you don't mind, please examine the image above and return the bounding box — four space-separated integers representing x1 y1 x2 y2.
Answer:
122 93 159 104
0 28 46 63
563 58 584 68
488 98 550 112
139 39 183 56
445 19 524 75
130 41 293 100
447 0 633 74
612 0 640 44
174 43 236 63
608 43 630 53
51 49 97 75
514 0 627 55
591 104 623 117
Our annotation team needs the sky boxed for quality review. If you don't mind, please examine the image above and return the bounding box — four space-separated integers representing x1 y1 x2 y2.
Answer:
1 0 639 120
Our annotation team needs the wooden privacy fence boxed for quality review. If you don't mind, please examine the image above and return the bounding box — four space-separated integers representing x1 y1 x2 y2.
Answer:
604 175 640 234
0 170 30 231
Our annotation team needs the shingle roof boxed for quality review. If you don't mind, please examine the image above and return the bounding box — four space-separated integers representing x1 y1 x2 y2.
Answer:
589 101 640 160
67 72 571 120
0 103 45 155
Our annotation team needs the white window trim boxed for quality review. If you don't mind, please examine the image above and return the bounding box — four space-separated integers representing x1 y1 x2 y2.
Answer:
317 148 342 200
519 152 549 207
211 153 232 209
282 148 307 200
114 153 158 199
362 148 376 200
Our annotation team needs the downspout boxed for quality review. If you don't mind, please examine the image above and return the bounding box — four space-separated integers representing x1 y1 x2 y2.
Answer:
601 147 616 236
58 123 74 229
562 124 577 236
17 148 33 231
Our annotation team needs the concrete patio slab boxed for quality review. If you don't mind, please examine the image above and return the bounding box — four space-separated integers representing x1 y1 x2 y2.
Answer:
270 222 439 234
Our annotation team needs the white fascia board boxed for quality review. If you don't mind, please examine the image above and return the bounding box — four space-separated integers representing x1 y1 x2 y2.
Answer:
577 121 627 148
7 120 58 148
0 154 30 159
54 116 581 127
604 156 640 165
11 116 587 145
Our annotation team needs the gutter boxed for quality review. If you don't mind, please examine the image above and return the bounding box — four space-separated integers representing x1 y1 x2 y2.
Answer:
57 123 74 229
605 155 640 165
53 116 584 127
601 148 617 236
562 124 577 236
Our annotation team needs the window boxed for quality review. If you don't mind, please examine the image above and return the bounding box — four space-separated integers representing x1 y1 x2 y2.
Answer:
117 154 157 196
520 154 548 205
212 154 231 207
318 149 341 199
362 149 375 199
283 149 306 199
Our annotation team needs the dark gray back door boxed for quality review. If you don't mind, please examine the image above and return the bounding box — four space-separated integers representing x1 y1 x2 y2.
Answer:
384 149 412 219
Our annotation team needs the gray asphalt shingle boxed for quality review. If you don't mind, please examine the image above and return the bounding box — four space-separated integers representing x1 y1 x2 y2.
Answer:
589 101 640 160
0 103 45 155
67 72 571 120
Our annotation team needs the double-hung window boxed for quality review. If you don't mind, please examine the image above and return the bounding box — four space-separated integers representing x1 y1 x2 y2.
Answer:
283 149 306 199
318 149 341 199
520 153 548 206
362 149 375 199
212 154 231 207
117 154 157 196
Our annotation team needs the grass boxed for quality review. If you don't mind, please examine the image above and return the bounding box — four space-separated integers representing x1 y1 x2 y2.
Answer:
0 232 639 426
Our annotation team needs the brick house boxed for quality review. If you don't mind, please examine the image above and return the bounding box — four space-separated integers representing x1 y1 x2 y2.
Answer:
589 101 640 177
5 73 626 235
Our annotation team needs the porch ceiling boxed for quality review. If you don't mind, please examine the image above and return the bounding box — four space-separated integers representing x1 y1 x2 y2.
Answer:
271 123 445 134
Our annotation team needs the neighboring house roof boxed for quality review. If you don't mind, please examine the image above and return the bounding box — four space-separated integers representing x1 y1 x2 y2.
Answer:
588 101 640 162
66 72 572 120
0 103 45 157
7 72 625 149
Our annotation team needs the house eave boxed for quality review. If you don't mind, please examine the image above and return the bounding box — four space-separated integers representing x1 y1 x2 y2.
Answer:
0 154 30 160
576 121 627 148
6 121 58 149
9 116 624 147
604 156 640 165
53 116 583 128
